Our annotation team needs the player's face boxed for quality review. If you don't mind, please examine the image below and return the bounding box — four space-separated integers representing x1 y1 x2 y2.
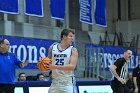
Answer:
64 32 75 45
124 50 132 61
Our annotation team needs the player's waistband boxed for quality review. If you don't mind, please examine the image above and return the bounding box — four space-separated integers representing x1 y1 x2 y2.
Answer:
52 76 76 86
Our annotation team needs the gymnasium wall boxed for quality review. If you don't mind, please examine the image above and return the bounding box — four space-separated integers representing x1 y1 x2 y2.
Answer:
0 0 140 80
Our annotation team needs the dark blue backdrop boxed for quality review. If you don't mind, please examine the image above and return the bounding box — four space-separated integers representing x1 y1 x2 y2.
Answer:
0 36 55 69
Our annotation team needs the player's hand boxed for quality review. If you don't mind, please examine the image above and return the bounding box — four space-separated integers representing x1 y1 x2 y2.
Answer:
134 87 138 93
117 77 126 84
47 64 57 70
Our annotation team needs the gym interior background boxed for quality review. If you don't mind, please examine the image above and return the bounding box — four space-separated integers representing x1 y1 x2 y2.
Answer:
0 0 140 93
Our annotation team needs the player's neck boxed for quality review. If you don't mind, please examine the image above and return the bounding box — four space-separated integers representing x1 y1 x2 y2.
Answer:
59 42 70 50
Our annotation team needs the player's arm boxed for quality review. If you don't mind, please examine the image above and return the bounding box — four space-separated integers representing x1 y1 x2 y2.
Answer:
110 63 125 84
47 46 52 59
109 64 119 79
49 48 78 71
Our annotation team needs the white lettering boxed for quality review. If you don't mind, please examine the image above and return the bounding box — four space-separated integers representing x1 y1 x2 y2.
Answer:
10 45 47 63
39 47 46 59
17 45 27 61
9 45 17 53
27 46 37 63
93 52 137 69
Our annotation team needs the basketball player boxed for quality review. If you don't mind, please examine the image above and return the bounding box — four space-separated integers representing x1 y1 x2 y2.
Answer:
47 29 78 93
110 49 132 93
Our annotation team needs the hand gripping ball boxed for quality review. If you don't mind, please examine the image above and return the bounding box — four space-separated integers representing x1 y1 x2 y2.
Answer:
38 57 52 71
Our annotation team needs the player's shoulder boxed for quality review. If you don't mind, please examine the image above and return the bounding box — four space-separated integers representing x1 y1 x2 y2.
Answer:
71 47 78 54
50 42 59 48
116 57 125 62
51 42 59 46
72 47 77 51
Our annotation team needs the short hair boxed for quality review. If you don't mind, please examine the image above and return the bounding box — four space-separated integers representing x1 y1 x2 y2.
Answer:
61 29 75 40
18 72 26 77
36 73 44 79
123 48 132 53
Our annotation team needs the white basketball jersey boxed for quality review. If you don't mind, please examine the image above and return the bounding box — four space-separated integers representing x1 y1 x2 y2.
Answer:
51 43 74 80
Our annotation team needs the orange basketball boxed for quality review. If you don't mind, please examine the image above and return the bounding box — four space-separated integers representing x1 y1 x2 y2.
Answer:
38 57 52 71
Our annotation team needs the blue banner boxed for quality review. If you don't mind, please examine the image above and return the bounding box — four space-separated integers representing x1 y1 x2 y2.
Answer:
50 0 65 20
80 0 93 24
0 36 55 69
0 0 18 14
94 0 107 27
86 44 139 70
25 0 44 17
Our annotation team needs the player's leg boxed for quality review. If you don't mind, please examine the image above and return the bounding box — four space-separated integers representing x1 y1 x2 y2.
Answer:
110 81 118 93
58 85 76 93
48 84 59 93
124 85 131 93
111 80 125 93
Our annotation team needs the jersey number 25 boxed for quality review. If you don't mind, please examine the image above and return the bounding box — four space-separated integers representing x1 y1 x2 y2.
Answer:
55 59 64 65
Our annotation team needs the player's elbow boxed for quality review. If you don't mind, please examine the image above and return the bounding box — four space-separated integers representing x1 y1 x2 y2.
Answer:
109 65 116 72
109 65 113 72
69 65 76 71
